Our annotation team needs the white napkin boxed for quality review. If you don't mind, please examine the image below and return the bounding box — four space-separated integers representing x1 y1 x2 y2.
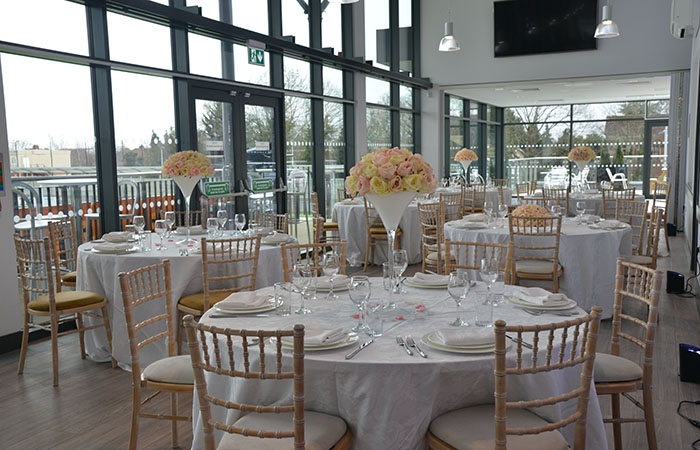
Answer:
411 272 450 286
515 287 568 306
316 274 349 289
262 233 291 244
217 291 269 309
596 219 625 229
93 242 132 252
175 225 205 235
304 328 349 346
102 231 131 243
434 327 494 347
463 213 487 222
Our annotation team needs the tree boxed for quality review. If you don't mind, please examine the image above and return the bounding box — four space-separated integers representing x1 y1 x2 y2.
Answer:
504 106 567 159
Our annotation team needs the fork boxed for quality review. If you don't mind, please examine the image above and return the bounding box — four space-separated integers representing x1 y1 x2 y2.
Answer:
522 308 579 317
506 334 533 349
396 336 413 356
405 336 427 358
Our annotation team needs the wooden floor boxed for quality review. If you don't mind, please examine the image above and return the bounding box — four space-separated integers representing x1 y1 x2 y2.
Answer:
2 236 700 449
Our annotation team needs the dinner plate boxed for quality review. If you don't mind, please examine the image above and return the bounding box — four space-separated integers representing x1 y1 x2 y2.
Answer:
261 237 296 246
420 332 511 354
91 246 140 254
175 226 206 236
315 283 351 292
271 333 359 351
506 296 577 310
404 279 448 289
213 297 278 314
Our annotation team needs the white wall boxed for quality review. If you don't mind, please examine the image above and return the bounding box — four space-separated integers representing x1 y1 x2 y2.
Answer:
0 54 21 338
685 23 700 261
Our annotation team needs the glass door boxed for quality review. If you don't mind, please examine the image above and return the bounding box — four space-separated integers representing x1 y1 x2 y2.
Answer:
644 120 669 197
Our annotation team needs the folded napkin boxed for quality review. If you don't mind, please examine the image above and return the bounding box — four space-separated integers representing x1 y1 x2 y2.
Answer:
596 219 625 229
463 213 487 222
435 327 494 347
515 287 568 306
93 242 132 252
304 328 349 346
411 272 450 286
316 274 349 289
102 231 131 243
175 225 205 235
218 291 269 309
262 233 291 244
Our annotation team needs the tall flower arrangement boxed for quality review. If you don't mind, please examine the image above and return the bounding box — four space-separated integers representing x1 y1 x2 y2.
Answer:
455 148 478 182
568 146 596 187
511 204 551 227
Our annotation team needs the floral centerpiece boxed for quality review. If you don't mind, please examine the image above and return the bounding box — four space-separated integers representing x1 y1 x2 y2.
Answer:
511 204 552 227
568 146 596 173
162 151 215 244
455 148 478 172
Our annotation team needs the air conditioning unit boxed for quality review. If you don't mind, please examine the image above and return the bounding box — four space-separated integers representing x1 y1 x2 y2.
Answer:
671 0 694 39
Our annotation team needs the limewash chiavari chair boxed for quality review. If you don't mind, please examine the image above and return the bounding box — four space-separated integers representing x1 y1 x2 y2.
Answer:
444 238 511 282
48 216 79 290
615 199 648 255
461 183 486 214
255 210 289 233
280 241 347 281
14 235 115 386
184 318 353 449
362 197 402 270
529 180 538 195
160 209 202 228
119 260 193 450
542 187 569 214
622 207 662 269
492 178 509 187
417 201 448 274
594 259 662 450
439 191 463 222
507 215 564 292
427 307 602 450
313 215 341 244
515 182 530 204
601 188 635 219
176 236 261 352
200 193 237 222
651 182 670 254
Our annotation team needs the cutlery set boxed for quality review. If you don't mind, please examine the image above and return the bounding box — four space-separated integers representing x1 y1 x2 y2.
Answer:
520 308 580 317
396 336 427 358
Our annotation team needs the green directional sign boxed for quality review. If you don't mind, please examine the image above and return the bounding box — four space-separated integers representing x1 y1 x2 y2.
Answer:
204 181 230 196
248 47 265 66
251 178 274 192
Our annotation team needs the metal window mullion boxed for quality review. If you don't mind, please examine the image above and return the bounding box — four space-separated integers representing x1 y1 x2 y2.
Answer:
268 0 284 89
310 0 325 215
390 82 400 147
343 68 354 174
411 0 420 78
341 3 354 57
220 0 234 80
389 0 399 73
413 87 421 153
496 107 504 179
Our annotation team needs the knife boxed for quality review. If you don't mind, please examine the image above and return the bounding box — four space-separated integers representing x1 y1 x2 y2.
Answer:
344 338 374 359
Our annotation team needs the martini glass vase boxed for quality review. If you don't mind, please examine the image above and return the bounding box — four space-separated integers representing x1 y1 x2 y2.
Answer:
575 160 588 192
172 175 201 245
459 160 472 184
365 191 417 309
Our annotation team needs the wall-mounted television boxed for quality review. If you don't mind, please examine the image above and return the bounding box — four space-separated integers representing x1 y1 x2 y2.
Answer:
494 0 597 57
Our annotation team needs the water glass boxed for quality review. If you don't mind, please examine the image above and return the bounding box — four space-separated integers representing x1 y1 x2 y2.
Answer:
274 282 292 316
154 219 168 251
365 303 384 337
475 292 494 327
576 201 586 221
382 262 392 292
206 217 219 238
292 264 313 315
164 211 175 238
216 209 228 233
447 271 469 327
322 252 340 300
141 232 152 252
125 224 136 242
497 203 508 226
492 271 506 307
348 276 370 332
234 213 246 235
133 215 145 249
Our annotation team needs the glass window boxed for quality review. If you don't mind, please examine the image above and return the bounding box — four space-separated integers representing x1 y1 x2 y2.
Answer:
112 71 177 230
399 0 413 74
324 101 346 213
285 96 312 242
365 0 390 70
487 105 497 122
0 0 88 55
400 112 414 152
448 119 464 175
573 102 644 121
470 124 480 149
190 0 221 21
506 105 571 124
366 77 390 105
647 100 670 118
323 66 344 97
235 44 270 85
196 99 233 185
3 55 94 234
450 97 464 117
282 0 309 47
108 12 172 70
367 107 392 151
504 120 569 188
189 33 223 79
470 102 480 120
322 3 343 54
487 125 497 180
233 0 269 34
284 57 310 93
400 86 413 109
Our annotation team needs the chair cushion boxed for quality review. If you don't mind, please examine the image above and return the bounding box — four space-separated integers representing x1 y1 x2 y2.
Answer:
594 353 643 383
61 271 77 283
427 251 456 262
515 260 563 275
622 255 653 266
217 411 347 450
28 291 104 312
429 404 569 450
369 226 402 235
324 221 339 230
178 290 233 312
142 355 194 385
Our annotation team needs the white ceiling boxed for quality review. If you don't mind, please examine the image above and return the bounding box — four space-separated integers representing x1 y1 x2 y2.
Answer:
444 73 672 107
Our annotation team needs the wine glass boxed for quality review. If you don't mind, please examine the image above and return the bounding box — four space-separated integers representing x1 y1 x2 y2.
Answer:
216 209 228 234
447 271 470 327
292 264 313 315
164 211 175 238
392 249 408 296
576 201 586 222
547 200 557 216
497 203 508 227
234 213 246 235
441 178 449 188
348 276 370 332
154 219 168 251
480 258 499 304
206 217 218 238
133 216 145 249
483 201 494 224
124 224 136 242
322 252 340 301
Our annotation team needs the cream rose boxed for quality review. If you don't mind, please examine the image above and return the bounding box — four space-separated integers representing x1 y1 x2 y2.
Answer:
389 176 403 192
404 174 423 191
369 176 390 195
377 163 397 179
361 163 378 178
396 161 414 176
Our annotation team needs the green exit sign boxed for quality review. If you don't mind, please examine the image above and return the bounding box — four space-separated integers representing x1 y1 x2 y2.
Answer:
251 178 274 192
248 47 265 66
204 181 230 196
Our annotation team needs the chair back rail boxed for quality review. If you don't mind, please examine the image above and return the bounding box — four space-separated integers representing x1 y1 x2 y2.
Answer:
280 241 347 281
461 184 486 214
255 211 289 234
439 192 463 222
444 239 510 276
542 187 569 212
615 199 648 255
417 201 444 274
48 217 79 291
601 188 635 219
14 236 55 307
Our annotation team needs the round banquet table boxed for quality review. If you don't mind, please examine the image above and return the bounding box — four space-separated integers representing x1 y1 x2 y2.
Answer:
193 279 607 450
75 233 293 369
332 187 513 267
444 218 632 319
525 192 645 217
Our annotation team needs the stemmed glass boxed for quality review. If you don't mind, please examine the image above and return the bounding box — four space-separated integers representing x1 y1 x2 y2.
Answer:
497 203 508 227
441 178 449 188
292 264 313 315
234 213 246 235
322 252 340 301
133 216 145 250
348 276 370 332
480 258 499 304
483 201 494 225
154 219 168 251
216 209 228 235
391 249 408 297
576 201 586 222
164 211 175 239
206 217 218 238
447 271 470 327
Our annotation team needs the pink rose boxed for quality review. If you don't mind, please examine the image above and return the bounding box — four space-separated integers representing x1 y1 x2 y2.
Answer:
357 176 371 195
377 163 397 179
389 147 405 157
349 161 365 177
409 154 425 171
396 161 414 176
372 152 390 166
390 176 403 192
421 161 433 174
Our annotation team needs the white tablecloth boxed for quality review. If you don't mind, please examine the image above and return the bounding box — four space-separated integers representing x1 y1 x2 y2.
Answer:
193 279 607 450
75 233 291 368
444 218 631 318
525 192 645 217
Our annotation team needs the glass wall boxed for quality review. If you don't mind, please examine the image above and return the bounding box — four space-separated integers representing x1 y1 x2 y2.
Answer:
324 101 346 212
365 0 390 71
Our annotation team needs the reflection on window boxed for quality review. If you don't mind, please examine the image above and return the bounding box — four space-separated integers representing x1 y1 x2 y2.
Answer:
487 125 497 180
367 77 390 105
365 0 390 70
4 55 94 235
398 0 413 74
282 0 309 47
448 119 464 175
324 102 345 213
322 3 343 54
286 95 312 242
647 100 670 118
189 33 223 79
367 107 392 151
573 102 644 121
196 100 233 185
323 66 343 97
0 0 88 55
400 86 413 109
235 44 270 85
450 97 464 117
400 112 414 152
284 57 310 93
470 102 480 120
108 12 171 70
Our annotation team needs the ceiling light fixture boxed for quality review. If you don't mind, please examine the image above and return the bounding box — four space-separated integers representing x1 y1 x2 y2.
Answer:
594 3 620 38
439 21 461 52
